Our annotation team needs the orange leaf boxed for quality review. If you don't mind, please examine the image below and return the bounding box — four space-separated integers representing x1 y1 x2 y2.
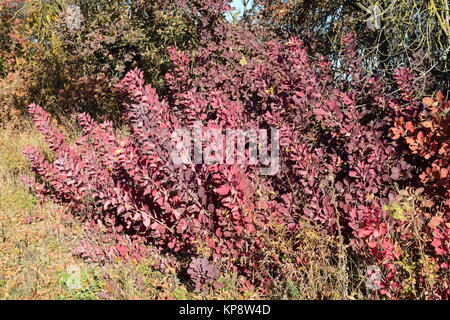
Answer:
417 131 424 142
422 97 434 106
428 216 442 229
405 121 414 132
390 127 401 140
440 168 448 179
436 91 444 103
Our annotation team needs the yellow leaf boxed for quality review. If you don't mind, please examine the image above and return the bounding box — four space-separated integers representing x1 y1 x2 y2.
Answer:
422 97 434 106
421 121 433 128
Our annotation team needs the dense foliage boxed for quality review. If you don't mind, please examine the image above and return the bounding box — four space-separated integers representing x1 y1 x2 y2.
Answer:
23 16 449 298
1 0 448 299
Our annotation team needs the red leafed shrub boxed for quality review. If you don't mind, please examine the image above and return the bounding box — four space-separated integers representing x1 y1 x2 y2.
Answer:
23 21 449 298
391 85 450 259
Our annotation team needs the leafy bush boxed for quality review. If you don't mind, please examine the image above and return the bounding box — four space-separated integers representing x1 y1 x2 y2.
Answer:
391 79 449 261
22 7 448 299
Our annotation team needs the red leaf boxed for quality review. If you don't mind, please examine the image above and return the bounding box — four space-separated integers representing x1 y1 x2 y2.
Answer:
116 244 127 257
349 171 358 178
214 185 230 196
313 108 326 116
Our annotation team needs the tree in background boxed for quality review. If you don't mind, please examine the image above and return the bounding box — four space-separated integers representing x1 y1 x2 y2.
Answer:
0 0 213 122
248 0 449 93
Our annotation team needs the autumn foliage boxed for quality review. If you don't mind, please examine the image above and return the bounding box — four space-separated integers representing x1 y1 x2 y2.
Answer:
21 17 449 298
1 0 448 299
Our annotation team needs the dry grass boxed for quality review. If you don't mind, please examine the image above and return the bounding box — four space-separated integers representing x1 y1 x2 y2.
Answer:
0 126 76 299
